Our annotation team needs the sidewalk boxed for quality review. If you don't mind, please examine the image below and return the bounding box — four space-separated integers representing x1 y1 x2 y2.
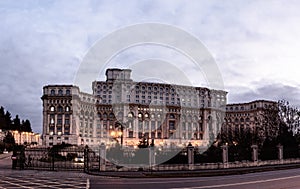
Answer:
0 152 12 160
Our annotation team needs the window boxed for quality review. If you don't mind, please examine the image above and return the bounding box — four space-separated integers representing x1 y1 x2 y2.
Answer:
169 121 176 130
128 112 133 118
182 122 186 131
128 131 133 138
58 106 63 113
138 121 143 130
157 132 162 139
50 106 55 112
57 115 62 125
109 113 114 120
138 113 143 118
58 89 63 95
66 89 70 95
145 121 149 130
138 132 143 139
151 121 156 130
50 89 55 95
157 121 162 130
65 106 70 112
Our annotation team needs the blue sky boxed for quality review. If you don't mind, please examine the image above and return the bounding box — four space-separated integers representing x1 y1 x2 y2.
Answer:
1 0 300 133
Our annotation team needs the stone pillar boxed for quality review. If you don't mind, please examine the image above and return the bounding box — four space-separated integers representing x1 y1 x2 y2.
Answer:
99 143 106 171
221 145 228 168
277 144 283 162
187 143 194 170
149 146 155 169
251 145 258 164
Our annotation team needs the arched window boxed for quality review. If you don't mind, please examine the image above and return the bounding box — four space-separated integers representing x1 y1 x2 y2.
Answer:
240 118 244 122
50 89 55 95
128 112 134 118
66 89 71 95
58 106 63 112
50 114 55 124
138 113 143 118
109 113 114 120
103 113 107 119
169 114 175 119
50 106 55 112
65 106 70 112
144 113 149 118
58 89 63 95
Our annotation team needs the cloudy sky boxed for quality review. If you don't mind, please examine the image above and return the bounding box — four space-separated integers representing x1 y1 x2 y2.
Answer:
1 0 300 133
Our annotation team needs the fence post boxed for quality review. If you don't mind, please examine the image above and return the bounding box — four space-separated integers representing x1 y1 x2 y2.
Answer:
187 143 194 170
277 144 283 162
251 145 258 165
84 145 89 173
221 144 228 168
99 143 106 171
149 145 155 170
51 148 55 171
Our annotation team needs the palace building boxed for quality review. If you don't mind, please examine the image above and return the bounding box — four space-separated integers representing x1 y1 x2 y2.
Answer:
41 68 227 148
224 100 279 142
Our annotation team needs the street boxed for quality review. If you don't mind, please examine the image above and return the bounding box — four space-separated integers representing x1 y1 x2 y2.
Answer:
90 168 300 189
2 153 300 188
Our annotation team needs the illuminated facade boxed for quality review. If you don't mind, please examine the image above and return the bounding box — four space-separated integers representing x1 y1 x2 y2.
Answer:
41 68 227 147
8 130 41 146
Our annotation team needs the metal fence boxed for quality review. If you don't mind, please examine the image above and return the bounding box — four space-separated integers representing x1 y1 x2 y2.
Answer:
11 146 300 173
13 146 85 171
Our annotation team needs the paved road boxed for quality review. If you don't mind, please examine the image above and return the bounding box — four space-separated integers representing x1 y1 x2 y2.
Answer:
3 153 300 188
0 154 90 188
90 168 300 189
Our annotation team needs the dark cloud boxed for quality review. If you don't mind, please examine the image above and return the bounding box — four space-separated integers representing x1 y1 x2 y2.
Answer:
228 82 300 107
1 0 300 134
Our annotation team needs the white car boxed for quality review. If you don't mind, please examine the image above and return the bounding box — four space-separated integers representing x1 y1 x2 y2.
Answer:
74 156 84 163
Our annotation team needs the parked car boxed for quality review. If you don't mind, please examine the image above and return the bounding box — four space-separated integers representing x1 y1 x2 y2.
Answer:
74 156 84 163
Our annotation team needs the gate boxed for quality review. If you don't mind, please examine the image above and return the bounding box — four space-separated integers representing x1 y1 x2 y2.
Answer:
12 145 85 171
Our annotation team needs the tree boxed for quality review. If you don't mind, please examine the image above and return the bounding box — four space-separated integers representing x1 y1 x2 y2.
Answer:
0 106 5 130
12 115 21 131
4 111 12 130
22 119 32 132
278 100 300 135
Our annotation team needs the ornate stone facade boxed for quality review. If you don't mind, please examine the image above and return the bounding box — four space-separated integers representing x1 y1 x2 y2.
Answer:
224 100 279 143
41 68 227 148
